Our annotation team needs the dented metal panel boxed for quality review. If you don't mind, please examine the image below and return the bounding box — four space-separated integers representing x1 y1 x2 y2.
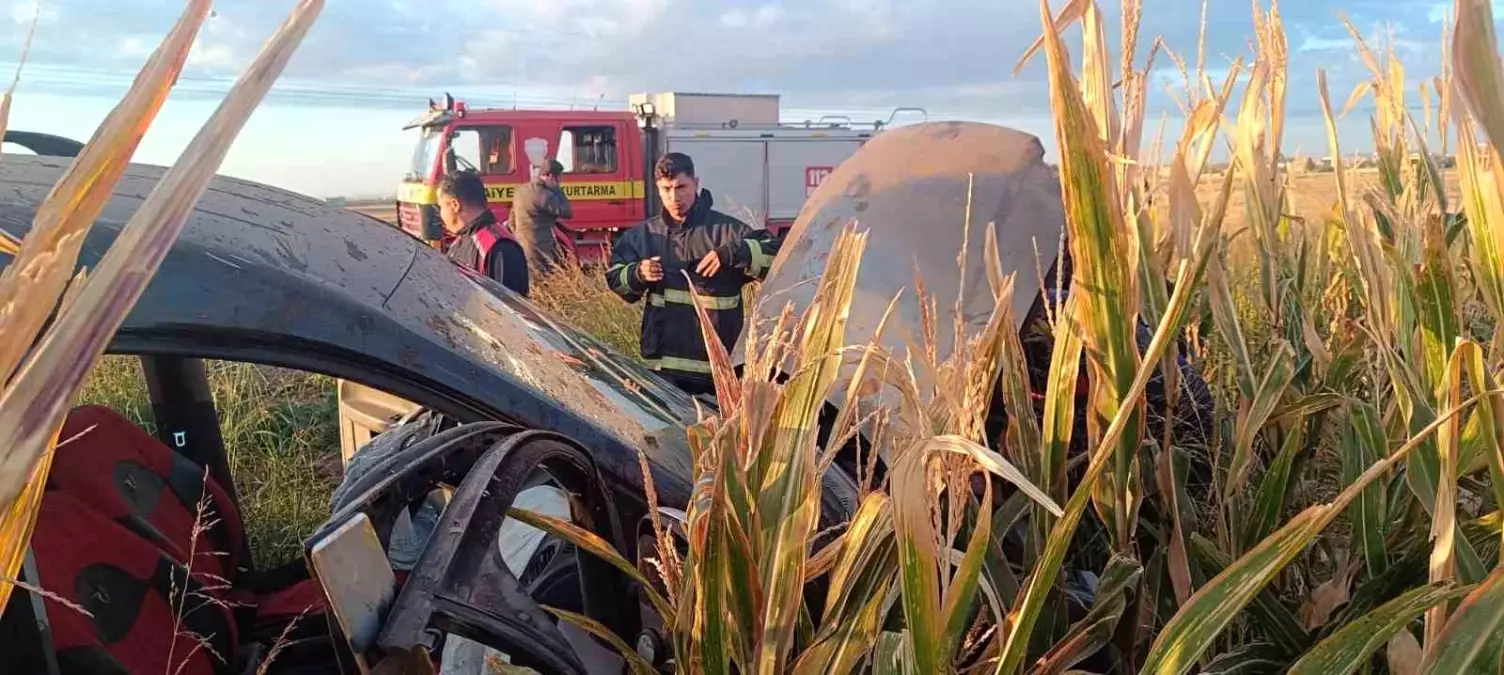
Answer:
383 243 701 483
0 155 701 504
735 121 1066 414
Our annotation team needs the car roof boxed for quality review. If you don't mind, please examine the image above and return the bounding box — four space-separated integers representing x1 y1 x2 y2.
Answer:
0 154 701 503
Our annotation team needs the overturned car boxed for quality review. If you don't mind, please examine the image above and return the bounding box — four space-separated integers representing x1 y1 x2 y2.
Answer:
0 121 1213 674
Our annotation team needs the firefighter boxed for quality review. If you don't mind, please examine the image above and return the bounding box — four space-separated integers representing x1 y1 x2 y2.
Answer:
437 169 530 296
512 158 574 275
606 152 780 396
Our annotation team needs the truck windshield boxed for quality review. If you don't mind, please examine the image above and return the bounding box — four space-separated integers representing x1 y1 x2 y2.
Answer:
408 127 443 181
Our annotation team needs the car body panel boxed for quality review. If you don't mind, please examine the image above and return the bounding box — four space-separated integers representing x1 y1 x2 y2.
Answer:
733 121 1066 417
0 154 701 505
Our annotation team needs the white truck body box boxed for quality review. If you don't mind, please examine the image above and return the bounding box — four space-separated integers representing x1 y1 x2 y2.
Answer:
661 130 870 226
628 92 780 126
631 92 876 228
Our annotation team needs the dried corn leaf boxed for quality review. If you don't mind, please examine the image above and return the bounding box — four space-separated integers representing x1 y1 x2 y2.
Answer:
0 0 322 521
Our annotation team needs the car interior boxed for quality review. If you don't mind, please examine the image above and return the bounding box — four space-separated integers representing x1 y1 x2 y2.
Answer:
0 353 642 675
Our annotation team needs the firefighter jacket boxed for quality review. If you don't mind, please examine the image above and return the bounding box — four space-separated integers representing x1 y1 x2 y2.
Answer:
606 189 779 388
443 209 531 297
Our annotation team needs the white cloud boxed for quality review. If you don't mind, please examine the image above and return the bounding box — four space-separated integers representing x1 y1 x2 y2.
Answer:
0 0 1477 126
720 4 783 29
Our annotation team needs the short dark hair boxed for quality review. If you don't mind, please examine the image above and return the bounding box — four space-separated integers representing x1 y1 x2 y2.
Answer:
654 152 695 181
438 169 488 207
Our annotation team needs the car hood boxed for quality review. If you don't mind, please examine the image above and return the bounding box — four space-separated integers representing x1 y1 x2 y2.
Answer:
0 154 704 501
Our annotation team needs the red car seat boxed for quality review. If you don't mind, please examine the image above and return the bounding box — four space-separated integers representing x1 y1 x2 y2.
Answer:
49 405 247 581
21 405 336 674
30 491 239 675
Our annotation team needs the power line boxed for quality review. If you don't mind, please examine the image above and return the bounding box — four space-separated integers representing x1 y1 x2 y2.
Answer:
1 61 625 110
3 60 1431 128
1 63 948 119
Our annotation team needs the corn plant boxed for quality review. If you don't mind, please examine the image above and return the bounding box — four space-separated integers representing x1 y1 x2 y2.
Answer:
517 0 1504 673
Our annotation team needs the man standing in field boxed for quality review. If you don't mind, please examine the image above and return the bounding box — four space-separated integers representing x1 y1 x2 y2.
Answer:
606 152 780 396
512 159 574 274
438 169 531 297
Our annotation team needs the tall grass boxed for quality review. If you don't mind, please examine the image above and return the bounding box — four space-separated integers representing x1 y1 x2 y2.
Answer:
530 256 644 357
76 357 342 569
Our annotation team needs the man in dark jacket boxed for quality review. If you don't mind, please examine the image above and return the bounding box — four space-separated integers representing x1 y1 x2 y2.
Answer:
605 152 780 395
438 169 530 296
512 159 574 275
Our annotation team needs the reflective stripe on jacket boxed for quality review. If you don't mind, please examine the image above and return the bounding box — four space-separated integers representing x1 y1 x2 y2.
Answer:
605 189 780 385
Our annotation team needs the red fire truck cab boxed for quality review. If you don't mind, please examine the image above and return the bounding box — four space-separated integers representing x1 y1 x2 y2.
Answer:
395 92 924 266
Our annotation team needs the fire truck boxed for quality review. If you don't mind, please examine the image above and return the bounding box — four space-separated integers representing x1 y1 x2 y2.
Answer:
395 92 926 266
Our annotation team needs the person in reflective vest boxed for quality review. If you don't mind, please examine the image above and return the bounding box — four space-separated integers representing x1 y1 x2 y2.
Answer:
437 169 530 297
605 152 780 395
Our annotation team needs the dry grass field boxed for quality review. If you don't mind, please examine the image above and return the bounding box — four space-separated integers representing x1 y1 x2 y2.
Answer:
1202 166 1462 230
345 200 395 222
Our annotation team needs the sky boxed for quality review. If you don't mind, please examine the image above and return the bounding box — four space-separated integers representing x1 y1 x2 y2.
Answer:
0 0 1479 199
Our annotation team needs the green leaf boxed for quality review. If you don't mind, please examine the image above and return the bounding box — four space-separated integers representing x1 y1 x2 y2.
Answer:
1032 0 1146 554
794 576 897 675
1321 547 1428 641
1207 252 1258 401
1413 212 1461 393
1144 506 1333 675
714 439 759 665
1188 533 1310 656
1243 424 1307 549
942 481 994 651
985 492 1030 607
1039 293 1085 518
1384 346 1489 585
820 493 897 626
998 282 1044 482
697 493 735 674
891 450 949 675
998 218 1216 675
752 426 820 673
1460 343 1504 553
1452 37 1504 320
1199 642 1289 675
1227 342 1298 498
1342 402 1391 578
1288 582 1471 675
1420 565 1504 674
874 631 917 675
1268 393 1348 427
1143 377 1504 675
1026 555 1143 675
